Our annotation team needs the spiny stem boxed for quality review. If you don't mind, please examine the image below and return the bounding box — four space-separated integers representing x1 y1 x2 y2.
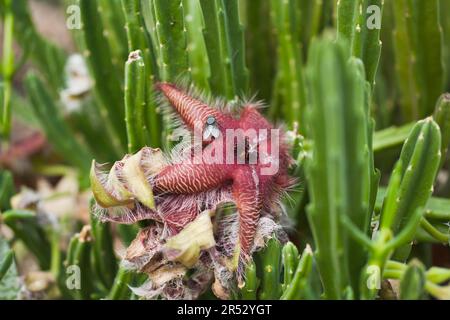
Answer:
153 0 190 81
183 0 210 92
337 0 360 50
125 51 146 153
270 0 307 130
78 0 127 152
199 0 249 100
122 0 161 146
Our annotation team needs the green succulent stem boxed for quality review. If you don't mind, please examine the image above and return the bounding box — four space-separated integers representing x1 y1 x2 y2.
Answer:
150 0 191 148
199 0 249 100
2 210 51 270
107 267 132 300
65 227 94 300
388 119 441 260
125 51 147 153
239 261 258 300
152 0 190 81
281 242 299 291
337 0 360 49
354 0 384 88
281 245 313 300
244 0 274 103
392 0 444 120
78 0 127 152
97 0 128 78
258 238 282 300
358 118 442 299
0 0 66 92
0 250 14 282
90 206 117 290
384 260 450 300
122 0 161 146
399 260 426 300
0 0 14 139
270 0 307 130
305 38 375 299
376 188 450 222
419 218 450 243
433 93 450 169
183 0 210 91
24 73 91 175
49 230 62 280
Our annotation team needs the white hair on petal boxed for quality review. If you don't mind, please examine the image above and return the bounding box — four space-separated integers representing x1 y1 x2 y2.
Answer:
214 211 239 258
212 258 235 293
92 201 160 225
154 186 234 237
252 216 286 252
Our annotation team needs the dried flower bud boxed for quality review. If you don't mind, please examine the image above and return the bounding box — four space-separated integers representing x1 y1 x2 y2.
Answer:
120 149 156 210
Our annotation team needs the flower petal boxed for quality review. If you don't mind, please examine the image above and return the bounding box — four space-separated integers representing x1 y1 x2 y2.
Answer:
121 149 156 210
90 160 132 208
164 211 216 268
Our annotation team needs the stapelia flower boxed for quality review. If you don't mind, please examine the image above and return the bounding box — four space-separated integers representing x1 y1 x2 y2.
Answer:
90 83 295 299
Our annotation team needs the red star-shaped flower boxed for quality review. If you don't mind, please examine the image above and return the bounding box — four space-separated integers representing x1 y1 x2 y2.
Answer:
91 83 295 285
